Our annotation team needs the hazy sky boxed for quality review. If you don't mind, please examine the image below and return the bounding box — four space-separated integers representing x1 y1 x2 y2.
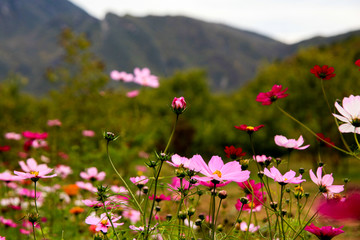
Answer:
69 0 360 44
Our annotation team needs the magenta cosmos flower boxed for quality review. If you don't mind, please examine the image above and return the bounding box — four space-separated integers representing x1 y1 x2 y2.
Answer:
256 85 288 105
14 158 56 181
264 166 305 185
333 95 360 134
304 223 344 240
133 67 159 88
80 167 106 181
235 124 264 133
274 135 310 150
191 155 250 184
85 213 123 233
126 90 140 98
309 167 344 197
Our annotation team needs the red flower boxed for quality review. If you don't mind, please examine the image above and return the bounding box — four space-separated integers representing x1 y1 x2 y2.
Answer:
224 146 246 159
310 65 336 80
256 85 288 105
235 124 264 134
0 145 11 152
316 133 335 148
355 59 360 71
304 223 344 240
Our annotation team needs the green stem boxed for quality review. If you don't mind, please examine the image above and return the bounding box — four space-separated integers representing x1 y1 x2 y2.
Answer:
32 222 37 240
225 204 244 239
279 184 286 240
354 132 360 150
106 142 143 214
102 201 120 240
34 181 45 240
164 115 178 154
211 185 217 240
276 104 357 158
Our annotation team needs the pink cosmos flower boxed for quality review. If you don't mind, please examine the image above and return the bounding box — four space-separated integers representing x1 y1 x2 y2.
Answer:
309 167 344 197
126 90 140 98
130 176 149 187
167 154 192 168
31 139 48 149
264 166 305 185
22 131 48 139
55 165 73 179
235 192 266 212
47 119 62 127
256 84 288 105
0 171 21 182
333 95 360 134
76 181 97 192
123 209 141 223
149 194 171 202
82 130 95 137
14 158 56 181
80 167 105 181
304 223 344 240
85 213 123 233
168 177 197 193
0 217 17 228
191 155 250 183
4 132 21 140
110 70 134 82
0 236 5 239
133 67 159 88
274 135 310 150
253 155 272 163
240 222 260 232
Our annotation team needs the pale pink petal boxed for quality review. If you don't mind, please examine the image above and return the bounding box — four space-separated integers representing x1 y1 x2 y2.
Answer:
322 174 334 187
339 123 355 133
26 158 38 170
327 185 344 194
283 170 296 180
309 169 320 185
80 172 89 180
274 135 288 146
97 172 106 181
208 156 224 173
333 113 351 123
335 102 351 120
88 167 98 176
19 161 30 172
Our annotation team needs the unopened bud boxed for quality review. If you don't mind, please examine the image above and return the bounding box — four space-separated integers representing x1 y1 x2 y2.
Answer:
218 190 227 199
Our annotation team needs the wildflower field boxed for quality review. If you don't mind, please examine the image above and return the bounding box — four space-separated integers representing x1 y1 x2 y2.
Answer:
0 32 360 240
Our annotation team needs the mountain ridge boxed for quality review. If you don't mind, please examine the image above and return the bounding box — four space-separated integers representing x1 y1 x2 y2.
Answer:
0 0 359 93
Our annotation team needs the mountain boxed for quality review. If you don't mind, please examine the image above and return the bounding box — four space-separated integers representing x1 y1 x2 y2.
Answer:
0 0 359 93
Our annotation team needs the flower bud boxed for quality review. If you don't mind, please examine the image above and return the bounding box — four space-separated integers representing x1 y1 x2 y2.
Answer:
270 202 278 210
195 219 202 226
166 214 172 221
155 206 161 212
304 192 310 198
318 162 324 167
188 208 196 217
343 178 350 183
299 168 305 174
257 171 264 178
240 197 249 204
198 214 205 220
189 178 198 185
103 131 118 142
218 190 228 199
155 152 170 161
142 186 149 194
172 97 187 115
217 224 224 232
178 211 187 220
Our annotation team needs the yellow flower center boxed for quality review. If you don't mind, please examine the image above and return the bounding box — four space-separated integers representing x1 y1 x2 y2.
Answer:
248 202 255 208
284 178 288 181
213 170 222 178
246 126 254 131
101 219 108 225
30 171 39 177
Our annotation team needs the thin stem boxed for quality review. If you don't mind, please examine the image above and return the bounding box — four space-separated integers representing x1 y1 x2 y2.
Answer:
106 142 143 214
225 204 244 239
354 132 360 150
276 104 357 158
102 201 120 240
211 185 217 240
164 115 178 154
34 181 45 240
32 222 37 240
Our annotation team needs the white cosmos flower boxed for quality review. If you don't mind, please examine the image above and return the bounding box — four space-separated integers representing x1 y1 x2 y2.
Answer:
333 95 360 134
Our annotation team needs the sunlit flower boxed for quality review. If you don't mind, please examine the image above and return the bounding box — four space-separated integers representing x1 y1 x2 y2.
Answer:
110 70 134 82
235 124 264 133
224 146 246 159
274 135 310 150
14 158 56 181
304 223 344 240
264 166 305 185
133 67 159 88
149 194 171 202
0 171 21 182
333 95 360 134
310 65 336 80
238 179 263 194
253 155 272 164
256 85 288 105
167 154 192 169
123 209 141 223
80 167 105 181
239 222 260 232
130 176 148 187
309 167 344 197
85 213 123 233
191 155 250 183
76 181 97 192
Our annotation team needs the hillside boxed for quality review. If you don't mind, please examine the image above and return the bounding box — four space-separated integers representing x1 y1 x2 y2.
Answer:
0 0 359 93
